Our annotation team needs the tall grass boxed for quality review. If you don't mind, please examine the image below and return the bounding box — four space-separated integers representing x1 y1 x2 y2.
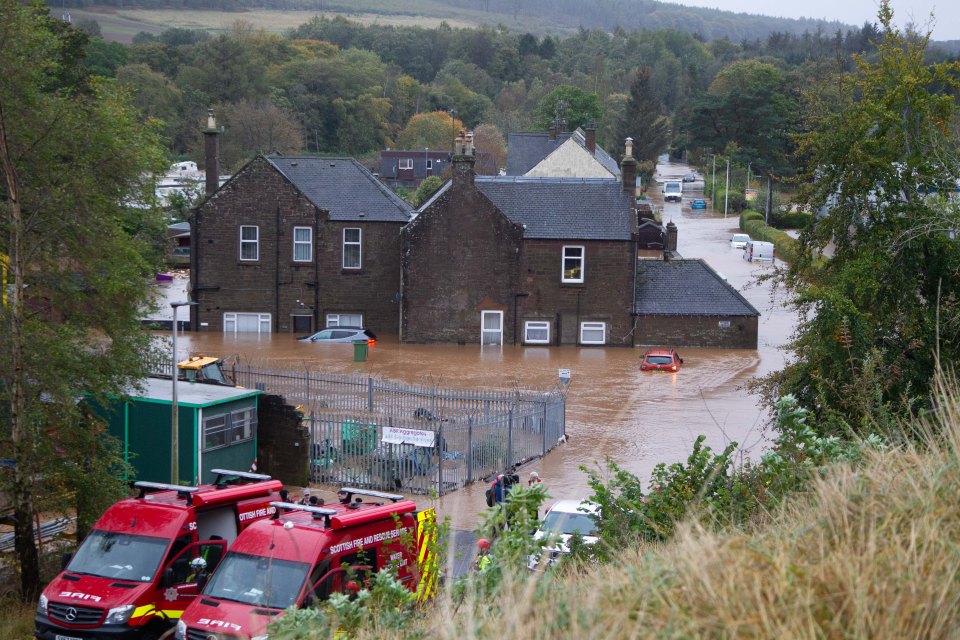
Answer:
338 380 960 639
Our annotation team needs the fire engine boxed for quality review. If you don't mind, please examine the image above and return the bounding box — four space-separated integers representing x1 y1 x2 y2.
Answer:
35 469 282 640
175 488 438 640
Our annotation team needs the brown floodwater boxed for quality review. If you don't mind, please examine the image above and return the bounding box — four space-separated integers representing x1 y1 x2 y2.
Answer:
158 161 797 530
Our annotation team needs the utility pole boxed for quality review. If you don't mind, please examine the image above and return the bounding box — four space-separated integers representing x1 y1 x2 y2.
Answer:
724 157 730 218
766 174 773 225
747 162 752 191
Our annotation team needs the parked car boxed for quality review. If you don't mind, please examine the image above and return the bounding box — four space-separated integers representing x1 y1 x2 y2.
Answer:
743 240 775 264
527 500 599 570
297 327 377 343
682 172 698 183
640 348 683 372
730 233 751 249
692 198 707 209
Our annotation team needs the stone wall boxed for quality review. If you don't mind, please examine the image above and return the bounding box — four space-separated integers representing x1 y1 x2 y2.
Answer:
256 394 310 487
635 315 759 349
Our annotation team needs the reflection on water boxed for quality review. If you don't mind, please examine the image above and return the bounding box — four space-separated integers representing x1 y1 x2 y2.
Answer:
157 190 796 530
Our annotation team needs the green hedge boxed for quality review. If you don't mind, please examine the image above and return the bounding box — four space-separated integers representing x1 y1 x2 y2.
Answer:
769 211 812 230
740 211 800 265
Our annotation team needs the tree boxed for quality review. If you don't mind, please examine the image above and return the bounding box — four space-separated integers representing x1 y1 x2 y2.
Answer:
0 1 166 600
618 67 672 180
411 176 444 207
689 59 796 176
472 123 507 175
219 98 304 170
396 111 463 151
531 85 602 132
768 1 960 431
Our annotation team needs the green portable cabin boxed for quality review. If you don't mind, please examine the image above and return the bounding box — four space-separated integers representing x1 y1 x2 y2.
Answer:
103 378 262 485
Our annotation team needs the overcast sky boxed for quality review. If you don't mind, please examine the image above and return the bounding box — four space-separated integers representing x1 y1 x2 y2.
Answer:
669 0 960 40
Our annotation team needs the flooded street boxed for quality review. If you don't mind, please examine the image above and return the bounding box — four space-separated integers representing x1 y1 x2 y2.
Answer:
158 161 797 530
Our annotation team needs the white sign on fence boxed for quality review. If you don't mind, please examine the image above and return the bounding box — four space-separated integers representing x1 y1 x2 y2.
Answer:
382 426 436 448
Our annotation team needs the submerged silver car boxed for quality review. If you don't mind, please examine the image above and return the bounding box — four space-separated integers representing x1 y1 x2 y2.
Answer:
297 327 376 343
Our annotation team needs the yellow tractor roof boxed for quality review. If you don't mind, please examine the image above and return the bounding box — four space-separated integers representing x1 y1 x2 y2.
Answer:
177 355 221 370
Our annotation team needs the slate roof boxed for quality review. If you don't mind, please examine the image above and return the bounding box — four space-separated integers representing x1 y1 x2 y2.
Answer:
506 129 621 177
505 132 574 175
634 259 760 316
266 156 413 223
474 176 633 241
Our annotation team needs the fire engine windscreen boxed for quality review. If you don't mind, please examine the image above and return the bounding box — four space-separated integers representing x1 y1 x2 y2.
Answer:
203 552 309 609
67 530 169 582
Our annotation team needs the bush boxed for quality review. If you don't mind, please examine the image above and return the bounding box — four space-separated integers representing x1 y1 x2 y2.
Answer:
740 210 763 230
769 210 812 230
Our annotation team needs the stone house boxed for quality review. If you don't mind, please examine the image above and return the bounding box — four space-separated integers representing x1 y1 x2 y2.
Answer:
506 121 621 179
401 133 639 346
190 155 413 335
633 259 760 348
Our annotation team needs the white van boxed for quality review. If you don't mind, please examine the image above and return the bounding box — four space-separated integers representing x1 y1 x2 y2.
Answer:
743 240 775 263
663 181 682 202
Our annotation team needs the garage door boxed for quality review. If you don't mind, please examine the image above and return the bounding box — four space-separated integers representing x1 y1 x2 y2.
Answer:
223 312 271 334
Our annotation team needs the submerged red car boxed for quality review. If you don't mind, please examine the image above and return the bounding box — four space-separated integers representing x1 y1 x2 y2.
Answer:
640 348 683 372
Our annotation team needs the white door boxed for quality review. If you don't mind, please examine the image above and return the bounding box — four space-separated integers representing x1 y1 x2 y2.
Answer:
481 311 503 345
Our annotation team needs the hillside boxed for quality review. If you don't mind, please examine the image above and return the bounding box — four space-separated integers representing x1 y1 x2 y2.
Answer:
55 0 857 41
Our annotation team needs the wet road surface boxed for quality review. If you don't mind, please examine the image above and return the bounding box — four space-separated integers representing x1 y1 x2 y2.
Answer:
156 160 797 534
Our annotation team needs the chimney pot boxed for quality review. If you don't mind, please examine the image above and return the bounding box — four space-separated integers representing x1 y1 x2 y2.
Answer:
203 108 220 196
625 137 634 158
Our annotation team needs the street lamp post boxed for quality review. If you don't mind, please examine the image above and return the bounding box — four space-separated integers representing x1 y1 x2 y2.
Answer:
724 157 730 218
747 162 752 192
711 154 717 210
424 147 429 180
170 300 196 485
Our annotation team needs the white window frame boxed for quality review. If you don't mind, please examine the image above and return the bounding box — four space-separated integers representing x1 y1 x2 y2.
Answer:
293 226 313 262
239 225 259 261
481 310 504 346
202 408 257 452
524 321 551 345
326 313 363 328
398 158 413 170
562 245 585 283
223 312 272 335
343 228 362 269
426 159 433 171
579 321 606 345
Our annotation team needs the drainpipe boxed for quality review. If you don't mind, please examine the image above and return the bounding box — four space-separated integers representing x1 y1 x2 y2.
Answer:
314 208 320 331
631 234 639 347
275 198 280 333
513 293 529 345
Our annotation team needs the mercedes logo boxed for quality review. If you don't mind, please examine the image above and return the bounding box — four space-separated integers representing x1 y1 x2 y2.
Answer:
64 607 78 621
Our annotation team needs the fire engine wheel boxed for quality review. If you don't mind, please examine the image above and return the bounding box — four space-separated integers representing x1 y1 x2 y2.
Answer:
157 627 178 640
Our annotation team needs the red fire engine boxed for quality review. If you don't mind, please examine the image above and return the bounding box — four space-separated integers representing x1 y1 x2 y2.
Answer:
35 469 282 640
175 488 438 640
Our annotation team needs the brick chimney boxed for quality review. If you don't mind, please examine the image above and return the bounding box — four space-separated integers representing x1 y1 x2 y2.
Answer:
548 119 558 140
452 129 476 187
584 120 596 155
203 108 219 196
666 220 678 253
620 137 637 194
